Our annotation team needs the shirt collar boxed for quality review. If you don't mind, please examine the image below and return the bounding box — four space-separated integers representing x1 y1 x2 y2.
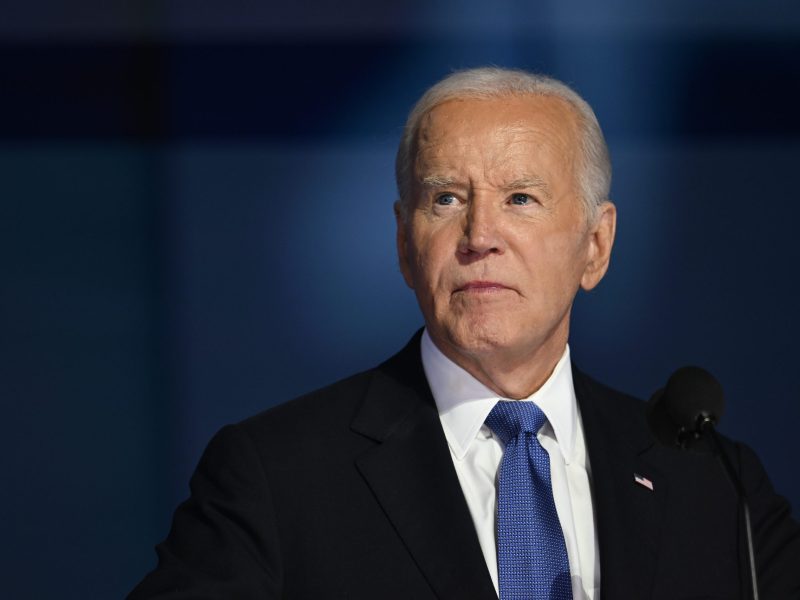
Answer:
421 329 578 464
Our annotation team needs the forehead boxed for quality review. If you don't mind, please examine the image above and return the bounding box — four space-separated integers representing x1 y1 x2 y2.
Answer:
413 95 581 181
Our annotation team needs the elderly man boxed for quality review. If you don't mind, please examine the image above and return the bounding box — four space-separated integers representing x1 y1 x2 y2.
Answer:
130 68 800 599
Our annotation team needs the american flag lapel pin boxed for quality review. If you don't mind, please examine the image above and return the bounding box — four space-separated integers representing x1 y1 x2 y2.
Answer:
634 473 654 491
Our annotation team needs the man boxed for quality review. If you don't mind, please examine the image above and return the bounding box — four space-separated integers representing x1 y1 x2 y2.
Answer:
130 68 800 599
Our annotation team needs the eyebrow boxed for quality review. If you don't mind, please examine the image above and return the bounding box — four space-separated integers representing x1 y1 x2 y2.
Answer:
501 177 551 198
418 174 552 199
420 175 458 189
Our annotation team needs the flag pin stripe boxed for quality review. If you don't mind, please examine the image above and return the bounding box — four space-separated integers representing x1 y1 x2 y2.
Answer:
634 473 654 491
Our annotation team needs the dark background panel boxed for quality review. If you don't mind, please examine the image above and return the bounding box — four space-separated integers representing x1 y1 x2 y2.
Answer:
2 38 799 139
0 145 165 598
2 3 799 598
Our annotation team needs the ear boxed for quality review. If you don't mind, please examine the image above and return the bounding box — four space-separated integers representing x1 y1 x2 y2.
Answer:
580 201 617 291
394 201 415 289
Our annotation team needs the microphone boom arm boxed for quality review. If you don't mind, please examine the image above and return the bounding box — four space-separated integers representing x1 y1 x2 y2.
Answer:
700 418 760 600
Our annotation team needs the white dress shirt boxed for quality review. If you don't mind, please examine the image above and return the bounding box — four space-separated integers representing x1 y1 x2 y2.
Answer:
420 330 600 599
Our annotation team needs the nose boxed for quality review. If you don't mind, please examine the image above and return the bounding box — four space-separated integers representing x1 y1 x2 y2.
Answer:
458 199 505 258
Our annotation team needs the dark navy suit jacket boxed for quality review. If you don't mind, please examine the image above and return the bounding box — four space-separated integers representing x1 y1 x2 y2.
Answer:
130 332 800 599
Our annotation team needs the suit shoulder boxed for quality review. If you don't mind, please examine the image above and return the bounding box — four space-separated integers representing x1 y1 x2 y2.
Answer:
573 367 648 424
578 370 644 405
236 367 377 438
233 331 426 444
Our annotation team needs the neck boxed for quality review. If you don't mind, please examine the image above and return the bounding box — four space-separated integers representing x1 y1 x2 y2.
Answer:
431 328 569 399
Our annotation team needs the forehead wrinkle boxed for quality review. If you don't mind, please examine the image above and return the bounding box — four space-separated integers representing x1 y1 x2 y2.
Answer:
481 123 572 201
414 101 579 198
501 176 546 189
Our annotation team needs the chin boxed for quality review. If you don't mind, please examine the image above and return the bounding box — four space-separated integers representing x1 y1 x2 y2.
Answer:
442 317 517 358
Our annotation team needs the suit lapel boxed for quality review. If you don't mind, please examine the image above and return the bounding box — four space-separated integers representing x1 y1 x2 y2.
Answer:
573 368 666 599
351 334 498 600
349 337 666 599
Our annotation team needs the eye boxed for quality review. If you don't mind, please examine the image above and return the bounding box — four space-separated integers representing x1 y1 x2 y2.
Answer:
510 193 534 206
435 193 458 206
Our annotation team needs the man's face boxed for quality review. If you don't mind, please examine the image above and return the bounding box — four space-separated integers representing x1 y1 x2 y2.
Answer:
397 95 615 374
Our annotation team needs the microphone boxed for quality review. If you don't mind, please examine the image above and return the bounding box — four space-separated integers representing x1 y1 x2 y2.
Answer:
647 366 759 600
646 366 725 449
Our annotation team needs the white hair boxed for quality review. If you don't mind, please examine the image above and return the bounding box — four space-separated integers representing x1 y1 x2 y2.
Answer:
395 67 611 222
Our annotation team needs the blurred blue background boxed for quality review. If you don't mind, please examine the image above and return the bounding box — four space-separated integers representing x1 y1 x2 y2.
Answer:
2 1 800 597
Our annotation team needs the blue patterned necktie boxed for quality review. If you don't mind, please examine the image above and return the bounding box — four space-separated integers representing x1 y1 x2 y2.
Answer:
486 401 572 600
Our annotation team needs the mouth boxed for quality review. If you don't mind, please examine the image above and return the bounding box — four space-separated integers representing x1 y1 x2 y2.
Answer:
454 280 513 294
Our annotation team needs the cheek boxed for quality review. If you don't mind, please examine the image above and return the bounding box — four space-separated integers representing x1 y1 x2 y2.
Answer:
545 229 588 269
522 231 589 296
410 233 451 288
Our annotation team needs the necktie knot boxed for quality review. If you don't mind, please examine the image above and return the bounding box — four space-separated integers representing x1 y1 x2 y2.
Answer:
485 401 547 444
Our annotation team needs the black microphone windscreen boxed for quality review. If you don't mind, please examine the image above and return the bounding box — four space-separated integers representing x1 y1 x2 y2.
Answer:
663 366 725 429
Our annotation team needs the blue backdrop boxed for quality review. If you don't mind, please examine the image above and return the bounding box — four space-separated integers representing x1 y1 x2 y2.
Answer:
2 2 800 597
